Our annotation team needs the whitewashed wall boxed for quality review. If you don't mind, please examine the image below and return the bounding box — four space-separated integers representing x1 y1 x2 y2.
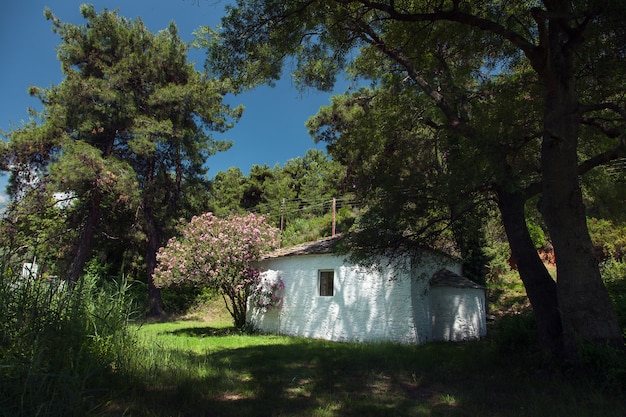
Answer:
248 252 472 344
429 287 487 341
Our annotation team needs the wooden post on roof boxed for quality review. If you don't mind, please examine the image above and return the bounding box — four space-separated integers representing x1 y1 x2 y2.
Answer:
280 198 285 248
332 197 336 236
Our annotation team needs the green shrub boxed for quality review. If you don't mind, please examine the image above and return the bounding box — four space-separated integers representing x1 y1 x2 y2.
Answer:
281 207 356 247
600 258 626 333
282 216 331 246
484 241 512 282
577 337 626 393
0 263 136 417
525 219 546 249
161 283 205 314
600 258 626 346
588 217 626 259
489 313 538 357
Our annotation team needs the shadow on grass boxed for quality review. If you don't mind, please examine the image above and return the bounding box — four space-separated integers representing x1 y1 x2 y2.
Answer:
106 326 626 417
166 325 242 337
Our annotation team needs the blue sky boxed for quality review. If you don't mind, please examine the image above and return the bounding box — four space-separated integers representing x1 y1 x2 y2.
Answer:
0 0 348 209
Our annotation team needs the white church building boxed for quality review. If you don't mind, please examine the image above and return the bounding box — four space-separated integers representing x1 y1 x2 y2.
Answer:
247 236 487 344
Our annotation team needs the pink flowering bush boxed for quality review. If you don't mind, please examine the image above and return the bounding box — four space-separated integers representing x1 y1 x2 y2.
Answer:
250 276 285 313
153 212 279 329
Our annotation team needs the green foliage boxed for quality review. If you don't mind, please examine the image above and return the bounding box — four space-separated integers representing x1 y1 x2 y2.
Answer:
588 218 626 260
484 241 513 282
307 82 493 280
489 313 538 357
0 189 76 278
581 165 626 223
0 253 136 416
577 337 626 393
483 217 513 282
281 216 330 247
209 149 348 244
281 205 356 247
600 258 626 332
209 167 247 217
160 283 205 315
526 220 546 250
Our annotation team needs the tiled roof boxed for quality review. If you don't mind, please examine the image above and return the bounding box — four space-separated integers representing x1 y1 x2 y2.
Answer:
430 269 484 289
262 235 341 259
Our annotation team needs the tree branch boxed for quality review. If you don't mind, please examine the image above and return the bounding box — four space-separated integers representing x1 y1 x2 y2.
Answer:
579 102 626 139
580 102 626 120
356 22 466 132
354 1 538 57
578 143 626 177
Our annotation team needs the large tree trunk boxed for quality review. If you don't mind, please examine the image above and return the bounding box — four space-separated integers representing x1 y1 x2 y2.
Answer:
67 189 102 283
145 204 164 318
497 188 563 355
537 11 623 356
541 99 622 354
143 156 164 318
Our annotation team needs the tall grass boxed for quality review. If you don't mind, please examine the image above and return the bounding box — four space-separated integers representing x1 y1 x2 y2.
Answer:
0 258 136 417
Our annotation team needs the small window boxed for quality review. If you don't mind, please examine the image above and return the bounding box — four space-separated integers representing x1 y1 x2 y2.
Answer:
319 270 334 296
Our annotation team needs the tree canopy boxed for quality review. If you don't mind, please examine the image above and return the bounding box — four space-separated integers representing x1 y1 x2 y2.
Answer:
2 5 241 315
202 0 626 356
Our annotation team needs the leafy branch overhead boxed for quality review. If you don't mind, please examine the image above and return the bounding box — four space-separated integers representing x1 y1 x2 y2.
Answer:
203 0 626 357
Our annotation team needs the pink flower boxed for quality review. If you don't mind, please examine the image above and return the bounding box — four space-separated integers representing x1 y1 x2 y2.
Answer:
153 212 279 297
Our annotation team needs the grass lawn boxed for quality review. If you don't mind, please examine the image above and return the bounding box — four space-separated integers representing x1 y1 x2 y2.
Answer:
101 296 626 417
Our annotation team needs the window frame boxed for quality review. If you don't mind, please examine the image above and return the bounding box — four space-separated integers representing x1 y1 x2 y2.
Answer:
318 269 334 297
